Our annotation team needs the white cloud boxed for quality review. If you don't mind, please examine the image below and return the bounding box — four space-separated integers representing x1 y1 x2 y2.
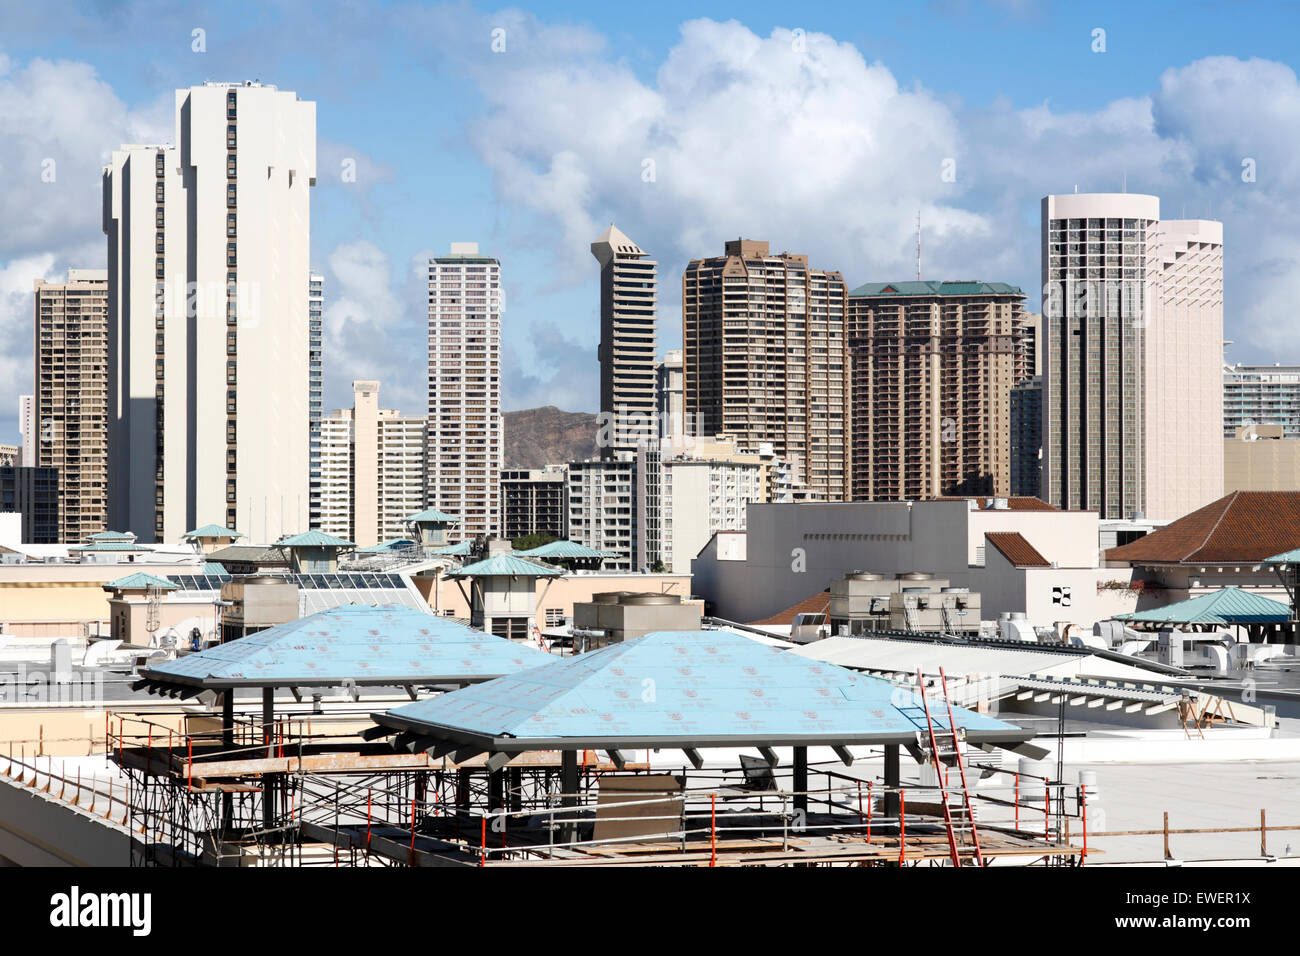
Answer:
0 56 169 441
320 240 429 416
424 17 1300 367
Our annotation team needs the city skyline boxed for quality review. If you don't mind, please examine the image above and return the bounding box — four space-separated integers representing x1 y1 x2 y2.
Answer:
4 2 1300 445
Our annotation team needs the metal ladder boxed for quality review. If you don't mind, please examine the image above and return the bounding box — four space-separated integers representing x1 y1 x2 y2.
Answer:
914 667 985 866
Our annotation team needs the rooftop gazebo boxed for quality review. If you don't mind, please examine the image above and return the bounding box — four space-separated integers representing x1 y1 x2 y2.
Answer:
133 604 551 830
515 539 615 571
1114 586 1292 642
445 546 564 640
275 530 355 573
405 508 460 552
367 629 1034 834
183 524 243 555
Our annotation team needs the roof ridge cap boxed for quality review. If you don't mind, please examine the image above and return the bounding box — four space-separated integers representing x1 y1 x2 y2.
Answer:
1188 491 1238 562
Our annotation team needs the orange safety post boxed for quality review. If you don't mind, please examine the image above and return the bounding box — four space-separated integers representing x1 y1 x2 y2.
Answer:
409 795 417 866
1014 774 1020 829
711 793 717 867
866 781 873 843
1077 785 1090 863
186 736 192 793
367 789 372 848
898 790 906 865
1044 777 1050 843
479 816 486 868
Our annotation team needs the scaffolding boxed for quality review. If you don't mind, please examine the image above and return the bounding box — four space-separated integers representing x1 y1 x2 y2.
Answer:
107 713 1089 868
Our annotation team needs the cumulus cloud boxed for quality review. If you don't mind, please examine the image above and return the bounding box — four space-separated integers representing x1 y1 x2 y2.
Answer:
412 15 1300 367
320 240 429 416
0 56 169 440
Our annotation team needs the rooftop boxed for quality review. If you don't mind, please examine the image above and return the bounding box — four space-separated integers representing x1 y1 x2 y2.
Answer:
848 280 1025 298
1115 587 1292 626
136 604 551 691
370 629 1029 752
446 553 565 578
1105 491 1300 565
985 531 1052 568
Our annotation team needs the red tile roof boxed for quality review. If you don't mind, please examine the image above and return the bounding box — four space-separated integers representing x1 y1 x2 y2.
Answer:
748 589 831 626
985 531 1051 568
1105 491 1300 565
933 496 1058 511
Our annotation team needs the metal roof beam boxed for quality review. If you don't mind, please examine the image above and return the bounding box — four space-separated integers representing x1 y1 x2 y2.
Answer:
682 748 704 770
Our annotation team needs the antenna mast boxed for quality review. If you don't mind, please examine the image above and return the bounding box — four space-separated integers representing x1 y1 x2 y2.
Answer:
916 210 921 281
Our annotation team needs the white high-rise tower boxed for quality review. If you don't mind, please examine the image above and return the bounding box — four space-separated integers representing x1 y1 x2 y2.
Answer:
427 243 503 539
1041 193 1222 520
104 81 316 543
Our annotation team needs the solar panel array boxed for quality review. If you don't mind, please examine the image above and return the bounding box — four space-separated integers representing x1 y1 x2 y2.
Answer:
166 572 410 591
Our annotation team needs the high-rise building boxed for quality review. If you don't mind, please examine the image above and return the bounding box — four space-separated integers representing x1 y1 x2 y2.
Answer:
846 281 1031 501
1223 364 1300 438
308 273 324 528
18 395 35 467
1010 376 1043 498
682 239 849 501
501 467 567 542
592 225 658 456
567 457 637 570
0 465 59 543
316 381 426 546
377 410 427 543
104 81 316 543
0 445 18 467
317 409 353 541
427 243 502 539
1041 194 1223 520
33 270 110 542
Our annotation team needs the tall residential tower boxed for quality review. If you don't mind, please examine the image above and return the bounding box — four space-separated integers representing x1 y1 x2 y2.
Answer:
591 225 657 456
104 81 316 542
683 239 848 501
33 270 110 541
427 243 502 539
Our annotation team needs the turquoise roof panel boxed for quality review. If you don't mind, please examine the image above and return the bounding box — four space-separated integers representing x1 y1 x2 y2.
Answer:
357 538 418 554
447 553 565 578
516 540 615 560
430 541 473 556
1263 548 1300 564
105 572 178 591
137 605 551 689
278 531 355 548
374 630 1024 749
184 524 242 539
848 280 1024 298
1116 587 1291 625
88 531 137 541
406 508 460 524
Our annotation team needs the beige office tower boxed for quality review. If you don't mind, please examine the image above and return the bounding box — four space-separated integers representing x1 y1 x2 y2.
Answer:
591 225 658 456
656 350 684 439
104 81 316 543
427 243 502 538
33 270 110 542
683 239 849 501
317 381 427 546
846 281 1031 501
1041 194 1223 520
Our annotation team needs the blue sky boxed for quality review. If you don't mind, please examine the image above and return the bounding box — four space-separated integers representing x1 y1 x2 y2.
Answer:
2 0 1299 443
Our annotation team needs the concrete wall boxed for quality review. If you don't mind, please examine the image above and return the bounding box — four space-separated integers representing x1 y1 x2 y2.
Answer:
691 499 1105 625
